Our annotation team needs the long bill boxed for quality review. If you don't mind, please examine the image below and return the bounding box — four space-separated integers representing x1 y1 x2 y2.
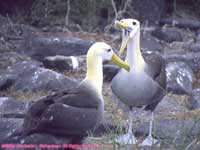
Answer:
119 35 130 55
111 53 130 72
115 20 131 55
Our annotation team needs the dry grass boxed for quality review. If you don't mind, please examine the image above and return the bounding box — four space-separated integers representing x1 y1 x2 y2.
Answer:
0 87 49 101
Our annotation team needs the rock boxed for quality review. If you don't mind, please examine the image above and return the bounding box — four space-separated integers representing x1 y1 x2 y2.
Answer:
196 29 200 41
189 89 200 110
20 32 94 61
132 95 200 148
152 27 183 43
0 52 29 70
155 95 188 114
13 24 38 37
189 42 200 52
160 17 200 30
130 95 189 121
136 116 200 146
103 64 119 82
3 60 77 92
0 97 31 117
43 55 86 71
164 52 200 73
0 74 16 90
166 62 193 95
2 133 79 145
0 118 23 143
141 31 163 52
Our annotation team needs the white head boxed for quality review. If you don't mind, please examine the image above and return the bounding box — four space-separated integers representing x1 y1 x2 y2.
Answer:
115 19 140 55
88 42 114 61
116 19 140 38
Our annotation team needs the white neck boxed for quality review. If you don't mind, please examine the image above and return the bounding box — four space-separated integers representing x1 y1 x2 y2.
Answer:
125 29 145 72
84 52 103 95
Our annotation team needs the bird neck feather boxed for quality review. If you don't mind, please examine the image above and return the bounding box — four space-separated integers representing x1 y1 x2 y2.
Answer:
85 51 103 95
125 30 145 72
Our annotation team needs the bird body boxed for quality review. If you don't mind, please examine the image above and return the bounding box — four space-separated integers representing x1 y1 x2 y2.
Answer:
8 42 129 144
111 19 166 145
23 82 103 137
112 69 162 107
112 19 166 111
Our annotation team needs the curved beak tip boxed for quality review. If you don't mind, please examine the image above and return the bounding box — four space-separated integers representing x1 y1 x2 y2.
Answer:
111 53 130 72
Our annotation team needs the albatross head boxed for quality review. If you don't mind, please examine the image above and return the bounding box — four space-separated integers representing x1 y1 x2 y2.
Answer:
115 19 140 55
87 42 130 71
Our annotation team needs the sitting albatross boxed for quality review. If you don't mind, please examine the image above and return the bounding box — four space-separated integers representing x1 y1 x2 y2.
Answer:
20 42 130 144
111 19 166 146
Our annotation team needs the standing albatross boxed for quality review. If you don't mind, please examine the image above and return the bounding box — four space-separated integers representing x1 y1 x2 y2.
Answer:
18 42 130 144
111 19 166 146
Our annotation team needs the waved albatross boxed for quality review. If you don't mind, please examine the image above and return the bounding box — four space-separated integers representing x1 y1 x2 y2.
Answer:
19 42 130 144
111 19 166 146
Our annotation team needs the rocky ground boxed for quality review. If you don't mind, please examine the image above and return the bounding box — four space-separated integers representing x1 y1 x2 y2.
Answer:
1 14 200 150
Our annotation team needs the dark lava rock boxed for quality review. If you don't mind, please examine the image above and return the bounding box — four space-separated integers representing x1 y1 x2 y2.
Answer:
196 29 200 41
0 118 23 143
3 60 77 92
43 55 81 71
2 133 78 145
141 31 163 52
103 64 119 82
160 17 200 30
0 97 31 117
189 42 200 52
155 95 188 114
152 27 183 43
189 89 200 110
0 52 29 70
164 52 200 73
0 74 16 90
132 95 200 147
166 62 193 95
20 32 94 61
136 117 200 146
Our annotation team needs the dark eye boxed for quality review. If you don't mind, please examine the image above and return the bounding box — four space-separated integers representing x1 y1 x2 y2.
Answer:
132 22 136 25
107 49 111 52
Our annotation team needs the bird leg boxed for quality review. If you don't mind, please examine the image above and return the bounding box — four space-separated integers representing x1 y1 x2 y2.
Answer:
140 111 158 146
115 108 137 145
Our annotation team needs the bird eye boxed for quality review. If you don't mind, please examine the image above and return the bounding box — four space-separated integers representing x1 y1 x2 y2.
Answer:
107 49 111 52
132 22 136 25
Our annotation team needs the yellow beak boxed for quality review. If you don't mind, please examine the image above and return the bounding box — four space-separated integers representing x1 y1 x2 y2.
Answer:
119 36 130 55
115 20 131 55
111 53 130 71
115 20 129 29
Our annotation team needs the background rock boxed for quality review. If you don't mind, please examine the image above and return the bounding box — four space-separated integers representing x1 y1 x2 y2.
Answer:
189 42 200 52
164 52 200 73
141 31 163 52
43 55 86 71
20 33 94 61
103 64 119 82
0 74 16 91
152 27 183 43
189 89 200 110
3 60 77 92
0 118 23 143
166 62 193 94
0 97 31 116
159 17 200 30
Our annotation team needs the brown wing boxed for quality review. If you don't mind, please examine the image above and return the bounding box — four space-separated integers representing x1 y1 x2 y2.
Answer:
22 84 102 136
143 51 166 90
143 51 166 111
